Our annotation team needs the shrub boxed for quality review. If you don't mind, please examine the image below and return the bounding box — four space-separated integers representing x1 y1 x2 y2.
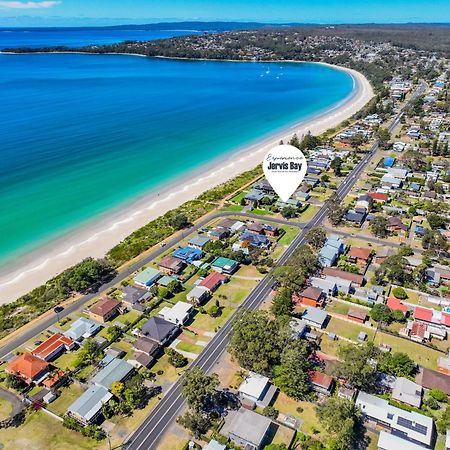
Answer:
429 389 448 403
392 287 408 299
262 406 279 420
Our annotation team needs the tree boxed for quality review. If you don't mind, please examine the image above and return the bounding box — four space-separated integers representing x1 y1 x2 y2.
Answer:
376 254 411 285
289 133 301 149
429 389 448 403
349 134 366 151
397 246 414 257
281 206 297 219
111 381 125 397
376 128 391 149
165 348 188 368
378 352 416 377
290 244 321 277
370 216 389 238
123 374 149 409
333 343 378 391
422 229 449 256
305 227 327 250
316 397 361 450
169 213 189 230
427 213 447 230
271 266 306 291
327 194 346 226
106 325 122 341
274 340 312 400
437 405 450 434
181 367 219 412
229 310 285 375
271 288 294 318
370 303 393 324
330 157 343 176
392 287 407 299
299 132 320 152
321 174 330 183
5 373 27 392
167 279 182 294
262 406 279 420
74 338 102 368
178 410 211 438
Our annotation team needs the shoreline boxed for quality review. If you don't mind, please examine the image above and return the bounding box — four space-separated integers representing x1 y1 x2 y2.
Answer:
0 60 374 304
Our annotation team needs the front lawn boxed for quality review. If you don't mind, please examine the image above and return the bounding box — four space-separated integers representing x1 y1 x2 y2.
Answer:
48 383 86 416
325 317 376 342
278 226 300 246
0 397 12 421
176 341 204 354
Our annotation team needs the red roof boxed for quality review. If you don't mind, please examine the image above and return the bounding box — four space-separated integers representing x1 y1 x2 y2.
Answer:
7 353 48 382
322 267 364 285
89 296 121 318
347 309 368 321
414 307 433 322
42 370 65 388
347 247 372 261
309 371 333 389
199 272 227 291
387 297 409 314
411 322 427 338
32 333 73 361
367 192 388 201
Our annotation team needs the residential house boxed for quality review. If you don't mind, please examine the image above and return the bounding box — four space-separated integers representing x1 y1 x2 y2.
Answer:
437 351 450 376
383 157 395 168
239 231 270 248
386 297 409 316
348 247 372 265
67 385 112 425
309 371 334 395
188 235 210 250
290 318 308 338
247 223 265 234
378 430 428 450
88 297 121 323
319 236 346 267
416 368 450 396
322 267 365 287
204 440 227 450
221 408 272 450
356 391 434 448
375 248 395 265
414 307 450 331
217 218 245 233
129 336 160 368
32 333 75 362
387 216 408 234
294 286 325 308
381 174 402 189
262 223 279 237
310 277 337 297
6 353 49 385
368 192 389 203
325 275 352 294
91 358 134 390
140 316 178 345
211 256 239 275
121 285 150 310
244 189 265 206
172 247 202 263
158 301 193 326
158 255 185 275
134 267 161 289
392 377 423 408
238 372 277 408
253 180 275 194
338 386 356 401
199 272 227 292
64 317 102 342
347 309 368 324
356 194 372 210
302 307 328 329
345 210 366 226
156 275 177 288
186 286 210 305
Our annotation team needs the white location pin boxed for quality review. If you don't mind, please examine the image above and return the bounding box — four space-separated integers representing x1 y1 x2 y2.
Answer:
263 144 308 202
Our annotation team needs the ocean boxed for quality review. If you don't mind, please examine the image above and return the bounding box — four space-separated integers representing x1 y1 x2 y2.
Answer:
0 30 354 267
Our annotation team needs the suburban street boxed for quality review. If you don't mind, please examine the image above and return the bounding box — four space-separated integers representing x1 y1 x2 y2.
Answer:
124 81 427 450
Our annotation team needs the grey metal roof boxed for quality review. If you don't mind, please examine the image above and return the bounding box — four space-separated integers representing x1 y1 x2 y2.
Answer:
141 316 177 343
67 385 112 422
91 358 133 390
223 408 271 446
302 307 328 325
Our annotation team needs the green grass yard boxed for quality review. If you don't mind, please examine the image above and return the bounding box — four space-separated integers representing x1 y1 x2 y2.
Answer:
48 383 86 416
0 397 12 421
326 317 376 342
278 226 300 246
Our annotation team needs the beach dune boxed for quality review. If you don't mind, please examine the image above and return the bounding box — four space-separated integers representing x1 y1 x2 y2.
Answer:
0 64 373 304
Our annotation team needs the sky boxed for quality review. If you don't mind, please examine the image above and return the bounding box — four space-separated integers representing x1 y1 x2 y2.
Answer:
0 0 449 27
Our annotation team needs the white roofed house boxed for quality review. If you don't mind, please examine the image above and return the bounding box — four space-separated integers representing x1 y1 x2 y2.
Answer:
158 301 193 326
392 377 423 408
238 372 277 408
356 391 434 448
67 385 112 425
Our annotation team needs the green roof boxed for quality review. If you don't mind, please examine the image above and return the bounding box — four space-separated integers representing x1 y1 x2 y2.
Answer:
134 267 160 285
157 275 176 287
212 257 238 269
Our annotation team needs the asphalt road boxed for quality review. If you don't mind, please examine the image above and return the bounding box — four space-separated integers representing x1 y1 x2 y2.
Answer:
0 210 304 360
124 82 426 450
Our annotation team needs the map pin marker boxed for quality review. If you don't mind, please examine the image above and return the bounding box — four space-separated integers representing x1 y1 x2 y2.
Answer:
263 144 308 202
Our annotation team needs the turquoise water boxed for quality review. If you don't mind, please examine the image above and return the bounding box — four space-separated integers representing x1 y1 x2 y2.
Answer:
0 53 354 266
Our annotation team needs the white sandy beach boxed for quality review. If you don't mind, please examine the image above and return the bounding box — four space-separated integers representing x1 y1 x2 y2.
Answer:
0 64 374 304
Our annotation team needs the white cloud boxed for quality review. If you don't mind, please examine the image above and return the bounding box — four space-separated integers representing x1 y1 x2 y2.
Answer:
0 1 62 9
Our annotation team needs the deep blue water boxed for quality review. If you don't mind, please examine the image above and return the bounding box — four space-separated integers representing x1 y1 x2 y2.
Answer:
0 29 198 49
0 40 354 266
